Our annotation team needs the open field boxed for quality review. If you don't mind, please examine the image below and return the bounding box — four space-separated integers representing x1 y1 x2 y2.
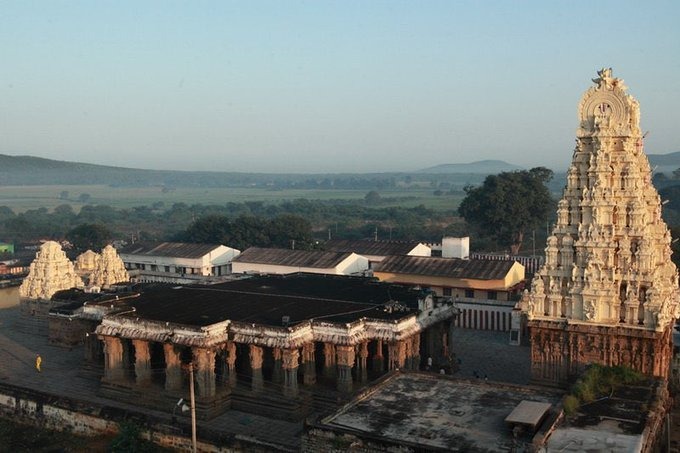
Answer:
0 185 462 213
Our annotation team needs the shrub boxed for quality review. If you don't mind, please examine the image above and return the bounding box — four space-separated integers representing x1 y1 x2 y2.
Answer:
563 395 580 415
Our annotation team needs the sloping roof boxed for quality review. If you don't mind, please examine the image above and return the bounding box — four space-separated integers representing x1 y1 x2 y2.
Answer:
324 239 425 257
118 242 224 259
373 255 517 280
233 247 354 269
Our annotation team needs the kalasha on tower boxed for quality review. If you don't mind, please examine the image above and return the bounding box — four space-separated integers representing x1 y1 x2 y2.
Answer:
522 68 680 386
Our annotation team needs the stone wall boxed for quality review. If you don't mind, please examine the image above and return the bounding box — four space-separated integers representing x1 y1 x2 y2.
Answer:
302 426 414 453
0 382 290 452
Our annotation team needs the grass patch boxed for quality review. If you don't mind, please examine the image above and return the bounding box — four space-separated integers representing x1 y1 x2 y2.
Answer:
563 364 645 415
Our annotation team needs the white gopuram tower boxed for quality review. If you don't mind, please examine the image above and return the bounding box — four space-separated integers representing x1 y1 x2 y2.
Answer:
522 68 680 385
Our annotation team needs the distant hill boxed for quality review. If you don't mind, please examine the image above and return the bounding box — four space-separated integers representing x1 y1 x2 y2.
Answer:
417 160 523 174
648 151 680 174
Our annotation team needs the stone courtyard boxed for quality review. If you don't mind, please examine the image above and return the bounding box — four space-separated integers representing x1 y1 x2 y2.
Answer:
451 327 531 385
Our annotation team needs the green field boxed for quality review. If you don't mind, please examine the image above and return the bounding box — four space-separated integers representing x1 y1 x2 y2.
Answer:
0 185 462 213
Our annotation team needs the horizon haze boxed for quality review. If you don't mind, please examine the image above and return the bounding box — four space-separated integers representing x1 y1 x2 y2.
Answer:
1 1 679 173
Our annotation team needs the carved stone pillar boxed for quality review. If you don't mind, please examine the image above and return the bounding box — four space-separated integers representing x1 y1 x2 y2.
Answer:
411 334 421 370
372 340 384 373
132 339 152 386
225 342 237 388
163 343 183 391
272 348 283 384
302 343 316 386
388 340 406 371
193 348 216 398
336 345 355 393
249 345 264 392
323 343 336 378
403 337 412 371
356 342 368 383
103 336 124 381
282 348 300 398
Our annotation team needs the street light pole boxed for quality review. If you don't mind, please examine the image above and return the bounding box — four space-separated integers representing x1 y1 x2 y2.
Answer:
189 362 197 453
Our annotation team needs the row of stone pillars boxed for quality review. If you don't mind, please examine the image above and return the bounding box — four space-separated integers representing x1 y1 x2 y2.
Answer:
101 326 446 401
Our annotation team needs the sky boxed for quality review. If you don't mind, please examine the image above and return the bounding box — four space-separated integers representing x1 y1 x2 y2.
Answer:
1 1 679 174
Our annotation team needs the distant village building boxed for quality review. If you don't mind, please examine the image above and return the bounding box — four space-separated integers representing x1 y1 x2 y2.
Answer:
429 236 470 259
118 242 240 283
94 273 456 419
374 255 525 332
0 242 15 254
232 247 369 276
522 69 680 385
323 239 431 267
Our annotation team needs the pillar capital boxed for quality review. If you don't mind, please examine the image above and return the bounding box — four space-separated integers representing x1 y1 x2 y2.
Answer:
282 348 300 369
336 345 356 368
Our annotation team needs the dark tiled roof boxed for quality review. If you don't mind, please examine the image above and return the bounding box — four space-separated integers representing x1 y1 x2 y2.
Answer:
373 255 517 280
233 247 354 269
118 242 225 259
324 239 426 257
120 273 422 327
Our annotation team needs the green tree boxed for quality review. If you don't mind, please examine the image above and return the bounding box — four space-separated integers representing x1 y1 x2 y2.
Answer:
364 190 381 204
267 214 313 249
66 223 112 253
458 167 554 255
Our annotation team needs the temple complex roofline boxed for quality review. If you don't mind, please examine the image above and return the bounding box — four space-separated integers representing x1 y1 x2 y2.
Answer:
96 298 454 349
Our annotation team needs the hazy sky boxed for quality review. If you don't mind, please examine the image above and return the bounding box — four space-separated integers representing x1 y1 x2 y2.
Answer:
1 1 679 173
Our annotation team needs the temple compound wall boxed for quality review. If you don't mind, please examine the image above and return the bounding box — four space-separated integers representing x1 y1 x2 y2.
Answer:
522 69 680 386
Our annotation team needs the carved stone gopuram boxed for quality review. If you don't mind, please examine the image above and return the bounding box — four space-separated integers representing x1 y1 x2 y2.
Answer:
19 241 84 300
74 249 99 275
88 245 129 288
522 68 680 385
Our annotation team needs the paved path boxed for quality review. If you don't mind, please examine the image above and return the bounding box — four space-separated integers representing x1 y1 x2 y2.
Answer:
0 305 302 450
451 328 532 385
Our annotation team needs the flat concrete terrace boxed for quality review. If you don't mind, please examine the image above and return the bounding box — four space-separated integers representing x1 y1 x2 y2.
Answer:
316 372 563 452
0 304 303 451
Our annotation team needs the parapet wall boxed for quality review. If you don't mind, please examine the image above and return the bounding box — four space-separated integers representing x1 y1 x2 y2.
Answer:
0 382 292 452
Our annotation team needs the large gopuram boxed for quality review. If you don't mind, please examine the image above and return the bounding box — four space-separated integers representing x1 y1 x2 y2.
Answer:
94 273 456 419
523 68 680 386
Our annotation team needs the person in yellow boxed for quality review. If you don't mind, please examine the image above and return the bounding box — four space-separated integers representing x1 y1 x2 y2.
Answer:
35 354 42 373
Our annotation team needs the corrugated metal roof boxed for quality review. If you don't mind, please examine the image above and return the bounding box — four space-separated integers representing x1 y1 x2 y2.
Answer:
118 242 224 259
325 239 425 257
373 255 517 280
233 247 354 269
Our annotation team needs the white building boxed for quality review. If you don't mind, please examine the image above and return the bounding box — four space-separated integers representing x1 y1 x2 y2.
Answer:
323 239 431 267
232 247 369 276
118 242 240 283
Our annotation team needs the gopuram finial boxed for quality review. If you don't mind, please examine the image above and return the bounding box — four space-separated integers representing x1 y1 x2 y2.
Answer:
592 67 626 90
